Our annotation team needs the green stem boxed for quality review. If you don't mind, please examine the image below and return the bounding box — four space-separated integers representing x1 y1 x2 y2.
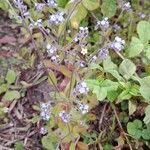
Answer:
6 0 18 17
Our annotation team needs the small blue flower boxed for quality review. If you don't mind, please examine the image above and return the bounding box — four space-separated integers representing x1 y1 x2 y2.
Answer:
51 54 60 63
74 27 89 42
75 81 89 95
47 0 58 8
138 12 146 19
49 12 65 25
13 0 29 17
59 111 70 123
98 48 109 60
40 127 48 135
96 17 109 31
46 44 57 56
122 2 131 11
113 24 121 32
78 103 89 114
111 36 125 51
40 103 51 121
35 3 45 12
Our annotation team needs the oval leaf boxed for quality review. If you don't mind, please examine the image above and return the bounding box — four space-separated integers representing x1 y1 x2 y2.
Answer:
70 3 87 29
42 136 55 150
127 37 144 58
5 69 16 84
137 21 150 44
3 90 20 101
101 0 117 18
0 84 7 94
82 0 100 11
140 76 150 101
119 59 136 80
143 105 150 124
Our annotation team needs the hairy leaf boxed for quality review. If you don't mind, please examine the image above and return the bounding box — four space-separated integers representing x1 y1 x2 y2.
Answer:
143 105 150 124
70 3 87 29
137 21 150 44
101 0 117 18
119 59 136 80
103 57 122 80
140 76 150 101
3 90 20 101
82 0 100 11
86 79 118 101
127 119 142 139
5 69 16 84
127 37 144 58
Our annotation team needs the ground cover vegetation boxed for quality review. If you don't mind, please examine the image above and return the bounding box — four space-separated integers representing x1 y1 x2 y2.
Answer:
0 0 150 149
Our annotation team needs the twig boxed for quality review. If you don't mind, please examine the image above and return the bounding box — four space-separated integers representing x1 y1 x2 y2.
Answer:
5 130 36 146
58 0 82 40
21 15 60 93
74 136 80 146
0 145 13 150
68 55 76 98
111 104 133 150
99 103 107 131
114 10 124 25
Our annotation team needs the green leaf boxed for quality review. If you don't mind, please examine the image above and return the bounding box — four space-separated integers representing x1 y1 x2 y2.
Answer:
103 57 122 80
119 59 136 80
29 8 44 20
56 0 69 8
82 0 100 11
137 21 150 44
58 22 67 37
140 76 150 101
0 84 7 94
24 0 32 5
3 90 20 101
0 0 9 11
145 45 150 59
86 79 100 89
89 32 100 43
143 105 150 124
69 142 75 150
128 101 136 116
107 91 119 102
121 101 128 110
15 141 23 150
129 84 139 96
127 119 142 139
0 106 5 119
42 135 55 150
31 115 40 124
104 144 112 150
86 79 118 101
127 37 144 58
93 86 107 101
70 3 87 29
86 79 107 100
89 62 103 70
101 0 117 18
142 128 150 140
117 83 139 102
48 71 57 86
5 69 16 84
101 79 119 91
118 89 131 100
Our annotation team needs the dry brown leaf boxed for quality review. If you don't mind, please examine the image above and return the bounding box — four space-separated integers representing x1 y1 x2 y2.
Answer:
44 60 72 78
58 77 70 91
76 142 88 150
